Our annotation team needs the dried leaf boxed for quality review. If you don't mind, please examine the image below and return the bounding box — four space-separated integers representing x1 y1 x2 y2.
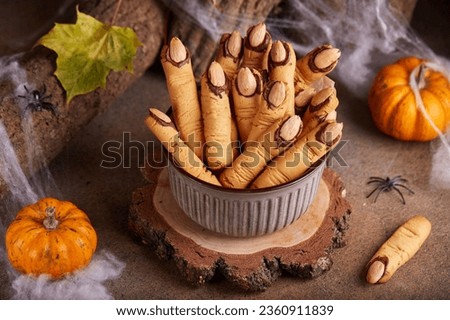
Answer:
38 8 141 104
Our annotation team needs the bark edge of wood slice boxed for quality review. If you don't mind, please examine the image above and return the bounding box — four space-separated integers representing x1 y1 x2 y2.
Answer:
129 167 351 291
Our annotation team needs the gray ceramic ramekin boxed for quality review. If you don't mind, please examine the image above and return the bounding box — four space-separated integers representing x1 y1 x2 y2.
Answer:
167 155 326 238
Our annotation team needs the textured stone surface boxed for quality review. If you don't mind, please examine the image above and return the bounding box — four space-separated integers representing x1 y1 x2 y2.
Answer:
0 0 448 299
1 61 448 299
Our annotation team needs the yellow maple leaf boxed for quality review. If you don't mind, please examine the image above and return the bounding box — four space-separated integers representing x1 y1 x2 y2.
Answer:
38 8 142 105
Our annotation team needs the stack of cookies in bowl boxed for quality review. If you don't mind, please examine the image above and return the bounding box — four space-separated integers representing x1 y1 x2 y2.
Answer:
145 22 342 237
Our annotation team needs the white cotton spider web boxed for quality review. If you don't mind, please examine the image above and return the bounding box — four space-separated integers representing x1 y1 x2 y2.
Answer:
0 57 126 299
162 0 449 94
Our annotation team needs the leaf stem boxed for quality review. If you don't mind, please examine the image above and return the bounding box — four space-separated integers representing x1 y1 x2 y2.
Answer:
111 0 123 25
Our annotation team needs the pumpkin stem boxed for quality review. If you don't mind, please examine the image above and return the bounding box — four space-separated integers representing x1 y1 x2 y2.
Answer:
43 206 59 230
416 63 427 90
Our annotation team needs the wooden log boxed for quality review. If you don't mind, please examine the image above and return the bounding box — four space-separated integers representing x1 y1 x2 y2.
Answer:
0 0 165 197
164 0 282 78
129 166 352 291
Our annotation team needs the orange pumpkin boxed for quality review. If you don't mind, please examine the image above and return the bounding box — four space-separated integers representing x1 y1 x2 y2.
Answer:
368 56 450 141
5 198 97 278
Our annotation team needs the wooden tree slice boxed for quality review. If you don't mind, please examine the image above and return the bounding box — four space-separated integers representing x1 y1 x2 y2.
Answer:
129 167 351 291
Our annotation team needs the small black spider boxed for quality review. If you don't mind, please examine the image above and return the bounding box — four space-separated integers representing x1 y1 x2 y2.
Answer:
18 84 58 116
366 175 415 205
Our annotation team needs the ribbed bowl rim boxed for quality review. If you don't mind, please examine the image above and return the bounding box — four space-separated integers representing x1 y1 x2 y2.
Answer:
167 151 326 194
163 107 327 193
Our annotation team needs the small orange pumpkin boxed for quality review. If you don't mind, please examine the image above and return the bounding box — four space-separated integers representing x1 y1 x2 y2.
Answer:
368 56 450 141
5 198 97 278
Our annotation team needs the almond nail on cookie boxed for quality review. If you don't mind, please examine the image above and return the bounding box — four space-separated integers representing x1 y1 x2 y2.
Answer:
269 40 297 117
201 61 234 170
161 37 204 159
220 115 303 189
301 87 339 137
145 108 221 186
242 22 272 71
294 44 341 94
231 67 263 142
247 80 289 142
251 121 343 189
366 215 432 284
216 30 244 80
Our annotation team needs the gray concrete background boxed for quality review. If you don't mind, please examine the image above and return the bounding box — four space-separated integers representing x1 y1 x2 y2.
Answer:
1 0 449 299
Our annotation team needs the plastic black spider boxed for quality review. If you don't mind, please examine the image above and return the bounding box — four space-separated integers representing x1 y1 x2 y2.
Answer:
366 176 415 205
18 85 58 116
